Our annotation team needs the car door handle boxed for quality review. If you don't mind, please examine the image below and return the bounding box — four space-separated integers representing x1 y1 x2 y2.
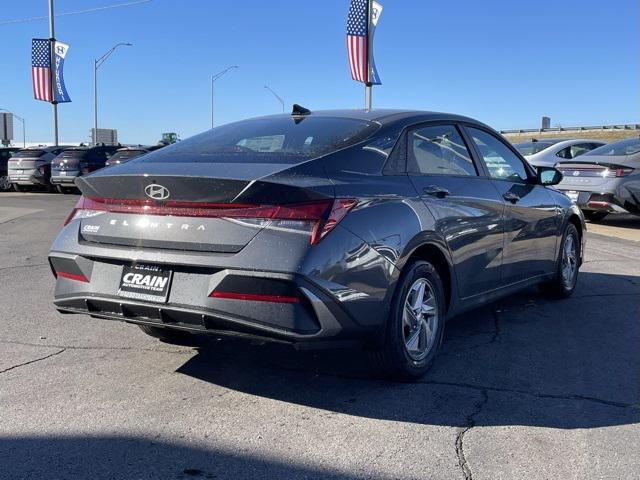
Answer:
423 186 450 198
503 192 520 203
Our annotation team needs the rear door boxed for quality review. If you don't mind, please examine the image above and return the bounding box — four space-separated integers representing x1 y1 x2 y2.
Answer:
464 126 560 285
406 123 505 299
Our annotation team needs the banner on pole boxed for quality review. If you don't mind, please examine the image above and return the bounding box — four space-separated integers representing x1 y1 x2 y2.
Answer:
53 41 72 103
346 0 383 85
31 38 53 102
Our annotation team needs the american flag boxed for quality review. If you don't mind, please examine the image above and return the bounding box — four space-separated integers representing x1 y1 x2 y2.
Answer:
346 0 369 83
347 0 382 85
32 39 53 102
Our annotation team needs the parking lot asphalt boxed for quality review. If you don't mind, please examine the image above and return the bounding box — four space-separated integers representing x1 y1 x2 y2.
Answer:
1 192 638 480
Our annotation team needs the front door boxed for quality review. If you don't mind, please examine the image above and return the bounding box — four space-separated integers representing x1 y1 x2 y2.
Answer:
464 126 560 286
406 123 505 299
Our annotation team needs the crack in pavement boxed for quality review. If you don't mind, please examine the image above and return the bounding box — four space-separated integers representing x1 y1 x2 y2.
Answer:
0 262 48 273
0 348 66 374
455 389 488 480
0 339 195 355
421 379 638 410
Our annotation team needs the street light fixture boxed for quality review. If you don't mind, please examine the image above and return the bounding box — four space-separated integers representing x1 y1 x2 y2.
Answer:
211 66 238 128
264 85 285 113
0 108 26 147
93 42 133 143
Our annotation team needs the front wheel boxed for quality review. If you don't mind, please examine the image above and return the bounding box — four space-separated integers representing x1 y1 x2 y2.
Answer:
369 260 446 381
540 223 580 298
0 176 11 191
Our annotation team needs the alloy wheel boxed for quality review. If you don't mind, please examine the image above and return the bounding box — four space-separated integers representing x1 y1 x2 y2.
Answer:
0 175 10 191
402 278 439 361
561 234 577 288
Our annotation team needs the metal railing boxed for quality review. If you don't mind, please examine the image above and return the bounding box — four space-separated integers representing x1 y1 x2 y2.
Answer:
500 124 640 134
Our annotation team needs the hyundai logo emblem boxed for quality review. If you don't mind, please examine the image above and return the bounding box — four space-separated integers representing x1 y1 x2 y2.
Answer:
572 171 581 176
144 184 170 201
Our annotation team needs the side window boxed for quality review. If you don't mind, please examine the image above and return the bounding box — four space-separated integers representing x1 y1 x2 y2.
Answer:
408 124 477 176
556 147 572 159
468 128 528 181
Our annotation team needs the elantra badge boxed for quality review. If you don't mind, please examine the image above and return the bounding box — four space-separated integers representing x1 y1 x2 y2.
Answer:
145 184 170 200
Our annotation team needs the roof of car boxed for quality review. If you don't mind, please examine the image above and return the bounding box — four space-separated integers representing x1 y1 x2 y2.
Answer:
254 108 489 128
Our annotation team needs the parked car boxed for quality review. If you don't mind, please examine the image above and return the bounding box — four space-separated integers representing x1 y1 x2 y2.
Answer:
0 147 20 191
513 139 605 168
104 146 161 167
49 109 585 380
7 146 69 192
555 137 640 221
50 144 120 193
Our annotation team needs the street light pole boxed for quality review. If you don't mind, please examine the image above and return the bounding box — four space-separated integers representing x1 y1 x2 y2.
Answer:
264 85 285 113
211 66 238 128
0 109 25 147
93 42 133 143
48 0 58 146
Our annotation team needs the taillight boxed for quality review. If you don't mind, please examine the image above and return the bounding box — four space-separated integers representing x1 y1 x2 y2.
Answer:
603 167 634 178
63 196 357 244
55 271 89 283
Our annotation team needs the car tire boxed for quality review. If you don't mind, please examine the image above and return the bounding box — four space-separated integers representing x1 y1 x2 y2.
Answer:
540 223 580 298
0 175 11 191
137 324 201 346
584 211 608 222
369 260 446 381
55 185 67 194
12 184 25 192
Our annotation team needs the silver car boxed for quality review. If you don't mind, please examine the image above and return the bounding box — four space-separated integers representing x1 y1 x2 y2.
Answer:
555 137 640 221
514 139 605 168
7 146 68 192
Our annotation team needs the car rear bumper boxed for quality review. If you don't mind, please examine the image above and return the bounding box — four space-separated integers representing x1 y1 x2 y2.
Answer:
557 188 638 214
49 251 371 346
8 169 49 186
51 171 80 185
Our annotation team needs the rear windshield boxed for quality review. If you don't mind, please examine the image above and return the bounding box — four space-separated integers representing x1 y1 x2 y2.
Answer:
139 116 380 164
58 150 90 159
513 141 557 156
14 150 46 158
110 150 146 161
584 138 640 156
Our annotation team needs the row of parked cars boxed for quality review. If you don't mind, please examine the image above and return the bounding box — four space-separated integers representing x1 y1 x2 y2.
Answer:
512 137 640 221
0 144 163 193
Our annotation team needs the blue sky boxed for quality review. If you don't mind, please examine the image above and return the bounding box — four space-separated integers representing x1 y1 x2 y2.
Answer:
1 0 638 144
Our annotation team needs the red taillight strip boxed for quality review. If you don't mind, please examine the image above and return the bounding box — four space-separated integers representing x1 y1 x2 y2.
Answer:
56 271 89 283
209 291 300 303
65 196 358 244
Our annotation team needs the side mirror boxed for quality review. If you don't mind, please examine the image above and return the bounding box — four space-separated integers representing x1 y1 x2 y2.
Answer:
537 166 563 186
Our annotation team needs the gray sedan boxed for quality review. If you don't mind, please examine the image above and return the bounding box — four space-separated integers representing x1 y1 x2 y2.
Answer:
514 138 605 168
556 137 640 221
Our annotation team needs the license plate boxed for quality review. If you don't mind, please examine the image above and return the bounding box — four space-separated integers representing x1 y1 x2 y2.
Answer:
59 171 66 176
118 264 172 303
566 191 579 202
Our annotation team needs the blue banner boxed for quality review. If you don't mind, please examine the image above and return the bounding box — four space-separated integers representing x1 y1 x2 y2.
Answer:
53 41 72 103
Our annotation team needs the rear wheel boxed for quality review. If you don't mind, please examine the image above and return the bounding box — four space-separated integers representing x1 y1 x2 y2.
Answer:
0 175 11 191
369 260 446 381
540 223 580 298
584 210 608 222
137 324 201 346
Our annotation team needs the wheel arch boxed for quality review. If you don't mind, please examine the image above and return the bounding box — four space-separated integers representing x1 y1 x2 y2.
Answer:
403 241 454 313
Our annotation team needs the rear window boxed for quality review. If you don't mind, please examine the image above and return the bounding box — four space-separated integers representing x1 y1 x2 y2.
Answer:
110 150 147 161
584 138 640 156
58 149 90 159
14 150 46 158
139 116 380 164
513 141 557 156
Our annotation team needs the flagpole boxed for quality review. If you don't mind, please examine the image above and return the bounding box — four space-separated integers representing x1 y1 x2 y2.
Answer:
48 0 59 146
364 0 373 111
